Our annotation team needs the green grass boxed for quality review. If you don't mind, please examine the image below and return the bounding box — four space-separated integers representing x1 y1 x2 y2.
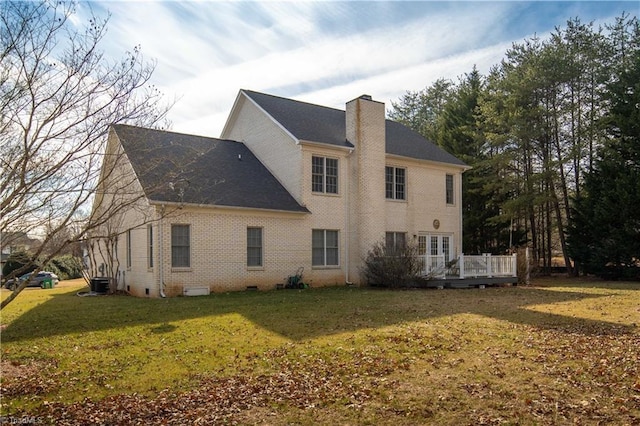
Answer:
1 278 639 425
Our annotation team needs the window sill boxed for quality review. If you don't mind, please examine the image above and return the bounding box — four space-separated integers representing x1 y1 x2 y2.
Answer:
386 198 407 203
247 266 264 271
171 267 192 273
312 265 341 270
312 191 341 197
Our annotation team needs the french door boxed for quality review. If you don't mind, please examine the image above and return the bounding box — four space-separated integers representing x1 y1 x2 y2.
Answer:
418 234 453 263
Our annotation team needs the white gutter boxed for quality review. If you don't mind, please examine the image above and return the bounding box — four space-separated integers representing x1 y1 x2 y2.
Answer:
158 205 166 298
148 200 309 215
385 153 472 172
298 139 355 151
345 148 354 285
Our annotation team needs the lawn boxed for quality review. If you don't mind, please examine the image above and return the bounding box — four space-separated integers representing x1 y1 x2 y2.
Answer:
1 278 639 425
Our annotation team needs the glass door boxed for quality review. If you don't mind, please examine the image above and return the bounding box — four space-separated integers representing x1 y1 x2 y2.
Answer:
419 234 453 263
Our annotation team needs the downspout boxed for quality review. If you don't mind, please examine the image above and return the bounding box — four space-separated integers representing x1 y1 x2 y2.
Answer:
158 205 166 298
458 170 464 259
345 148 354 285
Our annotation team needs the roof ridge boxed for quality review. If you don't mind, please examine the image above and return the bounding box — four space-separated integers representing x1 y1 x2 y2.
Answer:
242 89 346 114
112 123 247 144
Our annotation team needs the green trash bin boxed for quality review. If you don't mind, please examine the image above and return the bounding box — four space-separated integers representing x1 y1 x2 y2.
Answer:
41 278 52 289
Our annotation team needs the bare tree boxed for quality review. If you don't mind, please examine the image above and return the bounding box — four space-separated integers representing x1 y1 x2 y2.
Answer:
0 1 173 308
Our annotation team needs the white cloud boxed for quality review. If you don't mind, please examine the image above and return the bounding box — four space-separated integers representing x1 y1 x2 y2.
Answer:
158 2 517 135
78 1 628 137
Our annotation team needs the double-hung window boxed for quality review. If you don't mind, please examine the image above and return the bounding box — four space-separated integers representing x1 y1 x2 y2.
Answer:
312 156 338 194
385 166 406 200
147 225 154 269
446 174 454 205
171 224 190 268
385 232 406 253
126 230 132 268
312 229 339 266
247 227 263 267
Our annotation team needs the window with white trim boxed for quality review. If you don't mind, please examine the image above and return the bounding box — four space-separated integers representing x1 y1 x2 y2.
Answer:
385 166 406 200
312 229 339 266
171 224 190 268
247 227 263 267
312 156 338 194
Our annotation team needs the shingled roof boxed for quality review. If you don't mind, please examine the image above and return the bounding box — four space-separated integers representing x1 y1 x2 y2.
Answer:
112 124 309 213
243 90 467 167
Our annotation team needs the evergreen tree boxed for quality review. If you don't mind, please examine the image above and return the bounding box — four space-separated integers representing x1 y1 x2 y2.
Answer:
441 68 513 253
567 47 640 279
388 79 453 144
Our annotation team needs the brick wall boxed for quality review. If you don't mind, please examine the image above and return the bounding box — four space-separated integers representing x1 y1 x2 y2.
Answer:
385 157 464 256
346 96 387 282
96 93 465 297
222 94 303 202
155 206 345 296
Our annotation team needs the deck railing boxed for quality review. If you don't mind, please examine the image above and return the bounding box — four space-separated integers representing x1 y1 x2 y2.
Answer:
420 253 517 279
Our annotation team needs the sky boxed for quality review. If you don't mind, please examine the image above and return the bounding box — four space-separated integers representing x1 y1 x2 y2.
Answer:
74 1 638 137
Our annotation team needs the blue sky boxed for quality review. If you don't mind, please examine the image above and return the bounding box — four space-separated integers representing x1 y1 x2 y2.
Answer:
75 1 637 136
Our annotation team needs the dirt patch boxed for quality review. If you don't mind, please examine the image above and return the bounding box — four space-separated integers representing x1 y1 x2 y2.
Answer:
0 359 60 398
1 359 41 379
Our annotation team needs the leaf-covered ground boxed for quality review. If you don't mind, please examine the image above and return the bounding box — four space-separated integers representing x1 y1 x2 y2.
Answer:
1 279 639 425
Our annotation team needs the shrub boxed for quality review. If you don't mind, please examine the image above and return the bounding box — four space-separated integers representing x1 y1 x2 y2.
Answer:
2 250 37 280
361 241 423 288
44 255 83 280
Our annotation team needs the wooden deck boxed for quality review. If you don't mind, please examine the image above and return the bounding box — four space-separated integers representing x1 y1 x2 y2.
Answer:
424 276 518 289
418 253 519 289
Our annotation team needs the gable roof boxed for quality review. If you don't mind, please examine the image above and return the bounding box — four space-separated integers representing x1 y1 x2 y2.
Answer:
242 90 467 167
112 124 309 213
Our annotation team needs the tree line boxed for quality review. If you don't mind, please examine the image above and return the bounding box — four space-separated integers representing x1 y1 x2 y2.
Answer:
389 14 639 278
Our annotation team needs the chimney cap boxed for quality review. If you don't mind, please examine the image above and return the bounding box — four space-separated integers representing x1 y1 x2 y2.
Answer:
360 94 372 100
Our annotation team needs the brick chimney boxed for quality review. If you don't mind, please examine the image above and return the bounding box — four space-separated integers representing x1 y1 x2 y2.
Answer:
346 95 386 282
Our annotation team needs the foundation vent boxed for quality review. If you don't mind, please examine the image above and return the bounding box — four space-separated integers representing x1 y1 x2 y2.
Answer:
183 287 211 296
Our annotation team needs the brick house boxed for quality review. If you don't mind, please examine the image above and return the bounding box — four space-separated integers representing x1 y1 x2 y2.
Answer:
90 90 469 297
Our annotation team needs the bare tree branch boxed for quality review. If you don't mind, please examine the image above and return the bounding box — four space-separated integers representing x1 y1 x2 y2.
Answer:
0 1 174 309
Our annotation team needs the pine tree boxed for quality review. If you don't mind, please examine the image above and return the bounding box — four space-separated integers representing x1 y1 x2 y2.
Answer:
567 47 640 278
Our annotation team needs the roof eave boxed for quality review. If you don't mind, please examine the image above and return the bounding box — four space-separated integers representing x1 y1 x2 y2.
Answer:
298 139 354 151
149 199 310 215
385 153 471 171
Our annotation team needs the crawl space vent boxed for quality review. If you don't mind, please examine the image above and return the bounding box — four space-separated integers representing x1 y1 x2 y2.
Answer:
183 287 210 297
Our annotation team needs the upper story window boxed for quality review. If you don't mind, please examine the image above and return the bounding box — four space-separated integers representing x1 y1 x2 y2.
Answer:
446 174 454 205
312 156 338 194
385 166 406 200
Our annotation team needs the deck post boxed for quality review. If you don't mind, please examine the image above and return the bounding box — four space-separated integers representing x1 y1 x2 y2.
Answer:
459 254 465 279
485 253 492 277
511 253 517 277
